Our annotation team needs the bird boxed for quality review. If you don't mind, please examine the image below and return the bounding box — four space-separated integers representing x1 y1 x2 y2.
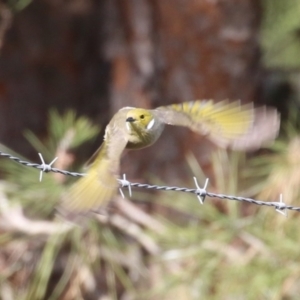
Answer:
60 100 280 214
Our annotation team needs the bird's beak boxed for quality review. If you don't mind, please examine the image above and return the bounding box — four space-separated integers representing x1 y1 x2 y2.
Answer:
126 117 136 123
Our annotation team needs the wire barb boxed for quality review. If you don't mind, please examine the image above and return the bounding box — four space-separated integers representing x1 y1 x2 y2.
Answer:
0 150 295 215
38 153 58 182
193 177 209 205
274 194 287 217
119 187 125 199
118 173 132 198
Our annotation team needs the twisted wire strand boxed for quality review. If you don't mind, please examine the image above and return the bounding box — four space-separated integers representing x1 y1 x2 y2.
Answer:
1 151 297 214
126 183 297 212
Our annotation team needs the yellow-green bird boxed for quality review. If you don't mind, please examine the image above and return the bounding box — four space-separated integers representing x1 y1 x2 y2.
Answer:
60 100 280 214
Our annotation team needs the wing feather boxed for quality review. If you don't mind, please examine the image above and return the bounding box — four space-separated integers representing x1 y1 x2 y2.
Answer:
154 100 279 150
59 110 129 215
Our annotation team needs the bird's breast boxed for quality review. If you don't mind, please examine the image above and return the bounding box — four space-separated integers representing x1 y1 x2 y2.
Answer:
126 132 156 149
126 123 165 150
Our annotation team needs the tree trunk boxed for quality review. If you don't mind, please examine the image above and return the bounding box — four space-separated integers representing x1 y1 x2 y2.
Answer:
0 0 261 180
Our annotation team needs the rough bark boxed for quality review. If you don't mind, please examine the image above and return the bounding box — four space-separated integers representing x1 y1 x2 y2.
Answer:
0 0 261 180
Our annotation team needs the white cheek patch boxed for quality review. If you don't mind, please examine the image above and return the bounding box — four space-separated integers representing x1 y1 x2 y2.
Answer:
147 118 155 130
126 122 131 132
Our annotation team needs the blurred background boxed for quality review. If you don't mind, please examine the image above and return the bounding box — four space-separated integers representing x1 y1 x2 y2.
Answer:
1 0 300 299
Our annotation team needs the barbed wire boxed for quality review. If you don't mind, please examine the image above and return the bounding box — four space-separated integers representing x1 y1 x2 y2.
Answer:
0 150 297 216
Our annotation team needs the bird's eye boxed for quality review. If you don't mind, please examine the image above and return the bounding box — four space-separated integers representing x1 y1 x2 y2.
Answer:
140 115 145 119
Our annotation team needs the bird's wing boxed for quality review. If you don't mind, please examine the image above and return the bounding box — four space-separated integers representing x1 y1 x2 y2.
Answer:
59 112 129 215
227 106 280 150
154 100 280 150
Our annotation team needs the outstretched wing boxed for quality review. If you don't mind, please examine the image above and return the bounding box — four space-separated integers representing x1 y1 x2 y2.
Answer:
154 100 279 150
228 106 280 150
59 110 129 215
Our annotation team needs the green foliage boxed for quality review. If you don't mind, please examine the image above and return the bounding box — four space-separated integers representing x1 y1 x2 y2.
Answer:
1 109 100 217
2 108 300 299
24 109 100 162
145 142 300 299
260 0 300 69
6 0 33 12
0 110 153 299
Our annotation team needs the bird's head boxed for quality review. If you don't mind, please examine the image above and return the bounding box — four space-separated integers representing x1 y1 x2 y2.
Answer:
126 109 155 133
125 108 164 149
